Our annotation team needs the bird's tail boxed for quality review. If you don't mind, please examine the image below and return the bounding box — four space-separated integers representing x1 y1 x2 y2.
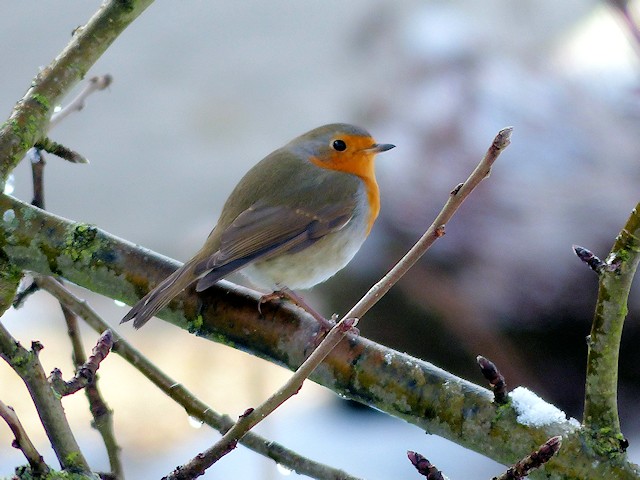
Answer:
120 258 200 329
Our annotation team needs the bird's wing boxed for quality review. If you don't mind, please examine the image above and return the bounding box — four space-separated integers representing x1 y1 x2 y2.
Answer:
193 200 354 291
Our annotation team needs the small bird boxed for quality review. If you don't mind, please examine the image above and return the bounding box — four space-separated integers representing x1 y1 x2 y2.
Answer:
121 123 394 329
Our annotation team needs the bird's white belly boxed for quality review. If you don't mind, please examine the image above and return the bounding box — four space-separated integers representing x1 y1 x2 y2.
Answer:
240 214 369 290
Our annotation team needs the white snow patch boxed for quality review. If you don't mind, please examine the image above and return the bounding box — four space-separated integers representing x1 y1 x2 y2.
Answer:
510 387 575 427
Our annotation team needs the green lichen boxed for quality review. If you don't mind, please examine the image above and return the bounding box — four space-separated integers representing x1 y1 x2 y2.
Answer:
584 426 628 460
11 350 33 369
62 224 99 263
31 93 51 112
62 451 83 470
12 463 99 479
190 313 204 332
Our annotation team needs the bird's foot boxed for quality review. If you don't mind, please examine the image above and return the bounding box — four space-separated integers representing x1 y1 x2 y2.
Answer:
259 287 336 332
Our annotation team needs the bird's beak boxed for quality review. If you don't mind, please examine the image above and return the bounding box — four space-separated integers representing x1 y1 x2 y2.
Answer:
367 143 396 153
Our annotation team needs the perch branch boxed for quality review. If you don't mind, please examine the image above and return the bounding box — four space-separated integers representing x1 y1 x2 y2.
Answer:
0 400 49 476
2 203 640 477
582 202 640 457
35 275 361 480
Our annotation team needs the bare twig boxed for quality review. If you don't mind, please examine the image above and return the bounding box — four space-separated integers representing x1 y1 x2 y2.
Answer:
582 202 640 456
48 330 113 396
165 128 513 478
493 436 562 480
49 74 112 129
477 355 508 404
29 148 46 209
343 127 512 323
407 451 445 480
0 400 49 476
34 275 361 480
60 307 123 479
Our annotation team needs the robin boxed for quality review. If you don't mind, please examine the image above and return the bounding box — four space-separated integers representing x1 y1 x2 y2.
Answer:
121 123 395 329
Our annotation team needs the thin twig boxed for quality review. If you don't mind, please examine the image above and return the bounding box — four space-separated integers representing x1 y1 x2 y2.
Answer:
34 275 361 480
0 321 90 472
165 128 513 478
61 307 123 479
493 436 562 480
477 355 508 404
34 138 88 164
0 400 49 476
29 148 46 209
49 74 112 129
582 202 640 456
48 330 113 396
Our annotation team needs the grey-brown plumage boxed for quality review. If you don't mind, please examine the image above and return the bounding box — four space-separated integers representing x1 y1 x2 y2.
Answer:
121 124 394 329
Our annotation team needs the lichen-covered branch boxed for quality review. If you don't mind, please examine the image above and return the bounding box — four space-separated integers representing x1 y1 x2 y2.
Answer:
583 202 640 457
1 194 639 479
0 321 90 472
0 1 153 182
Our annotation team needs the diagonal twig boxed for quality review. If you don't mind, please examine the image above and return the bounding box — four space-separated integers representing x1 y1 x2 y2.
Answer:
34 275 361 480
49 74 112 130
165 127 513 479
0 400 49 476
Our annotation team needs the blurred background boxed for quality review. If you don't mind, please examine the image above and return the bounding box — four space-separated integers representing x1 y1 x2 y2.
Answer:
1 0 639 478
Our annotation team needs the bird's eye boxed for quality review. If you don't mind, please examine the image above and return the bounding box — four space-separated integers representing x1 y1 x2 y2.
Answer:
332 139 347 151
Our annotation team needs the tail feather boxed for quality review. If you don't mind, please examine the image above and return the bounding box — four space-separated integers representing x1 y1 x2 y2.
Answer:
121 260 199 329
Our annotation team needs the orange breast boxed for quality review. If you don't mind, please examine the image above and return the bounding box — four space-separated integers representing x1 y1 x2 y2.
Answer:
310 135 380 234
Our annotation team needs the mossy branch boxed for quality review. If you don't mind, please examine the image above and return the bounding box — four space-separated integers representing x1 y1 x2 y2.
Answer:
0 194 639 479
0 0 154 183
582 202 640 457
0 321 91 473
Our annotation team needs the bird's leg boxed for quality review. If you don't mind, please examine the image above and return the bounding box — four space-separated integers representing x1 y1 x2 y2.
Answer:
259 287 336 331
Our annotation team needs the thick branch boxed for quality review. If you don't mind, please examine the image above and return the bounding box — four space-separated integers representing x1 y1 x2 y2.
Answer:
1 194 638 479
0 1 153 182
583 202 640 457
